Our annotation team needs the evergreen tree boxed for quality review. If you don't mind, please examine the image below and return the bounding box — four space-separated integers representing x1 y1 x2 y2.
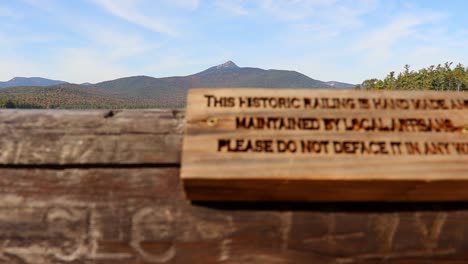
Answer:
360 62 467 91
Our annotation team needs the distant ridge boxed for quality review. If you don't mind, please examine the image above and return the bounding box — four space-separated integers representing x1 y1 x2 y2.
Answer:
181 61 331 88
0 61 353 109
86 61 334 107
0 77 67 88
325 81 356 89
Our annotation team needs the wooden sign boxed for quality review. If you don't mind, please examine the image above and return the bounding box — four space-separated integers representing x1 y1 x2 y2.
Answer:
181 88 468 201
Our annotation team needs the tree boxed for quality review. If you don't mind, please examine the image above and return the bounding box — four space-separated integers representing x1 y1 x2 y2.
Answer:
5 100 16 108
453 63 465 92
361 62 467 91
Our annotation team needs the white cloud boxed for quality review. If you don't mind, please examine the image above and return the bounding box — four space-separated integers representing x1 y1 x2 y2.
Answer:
20 0 58 12
260 0 337 21
0 24 160 83
2 0 175 83
0 47 132 83
215 0 248 16
355 12 446 62
262 0 378 43
0 6 20 18
0 55 50 81
77 24 163 60
274 0 378 47
0 35 160 83
44 26 168 83
100 33 159 60
51 48 135 83
170 0 200 10
92 0 178 36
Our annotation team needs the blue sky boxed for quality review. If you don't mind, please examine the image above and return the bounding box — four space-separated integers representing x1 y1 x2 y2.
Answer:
1 0 467 84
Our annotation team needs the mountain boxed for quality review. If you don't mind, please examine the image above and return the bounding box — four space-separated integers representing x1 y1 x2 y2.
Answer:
90 61 333 107
175 60 331 88
0 77 67 88
93 60 333 94
0 61 351 109
325 81 356 89
92 75 184 108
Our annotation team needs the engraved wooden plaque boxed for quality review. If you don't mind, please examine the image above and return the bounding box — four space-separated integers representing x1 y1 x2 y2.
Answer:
181 88 468 201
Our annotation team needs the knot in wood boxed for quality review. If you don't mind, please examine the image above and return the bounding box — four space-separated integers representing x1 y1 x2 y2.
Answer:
462 125 468 135
207 117 218 127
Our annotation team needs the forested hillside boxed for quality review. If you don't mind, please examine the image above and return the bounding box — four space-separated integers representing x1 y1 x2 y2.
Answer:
0 85 168 109
0 61 345 109
357 63 468 91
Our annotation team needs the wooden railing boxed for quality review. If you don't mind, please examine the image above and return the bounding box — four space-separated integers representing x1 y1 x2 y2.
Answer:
1 109 467 263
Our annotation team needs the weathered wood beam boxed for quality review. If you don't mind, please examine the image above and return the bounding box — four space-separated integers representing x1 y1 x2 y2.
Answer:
0 109 184 165
0 109 467 263
2 168 468 263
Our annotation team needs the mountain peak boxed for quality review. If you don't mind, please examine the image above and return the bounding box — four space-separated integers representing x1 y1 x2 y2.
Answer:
216 60 239 69
196 60 240 75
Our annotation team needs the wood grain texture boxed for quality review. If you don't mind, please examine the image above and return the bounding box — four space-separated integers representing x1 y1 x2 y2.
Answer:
182 89 468 201
1 109 468 263
3 169 468 263
0 109 184 165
